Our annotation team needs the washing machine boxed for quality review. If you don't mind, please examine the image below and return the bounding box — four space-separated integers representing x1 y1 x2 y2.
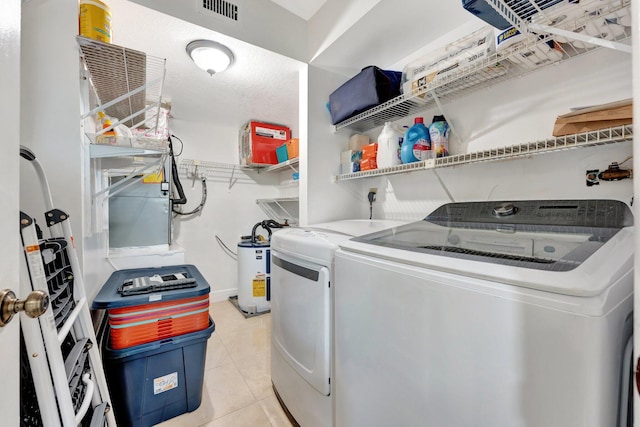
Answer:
270 219 406 427
334 199 634 427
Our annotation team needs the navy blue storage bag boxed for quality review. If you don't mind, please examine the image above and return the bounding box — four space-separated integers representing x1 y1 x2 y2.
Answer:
329 66 402 125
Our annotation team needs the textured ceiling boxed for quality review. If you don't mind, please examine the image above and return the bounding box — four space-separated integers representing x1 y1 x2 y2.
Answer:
107 0 302 133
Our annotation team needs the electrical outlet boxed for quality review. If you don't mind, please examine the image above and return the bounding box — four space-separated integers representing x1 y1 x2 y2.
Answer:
367 188 377 203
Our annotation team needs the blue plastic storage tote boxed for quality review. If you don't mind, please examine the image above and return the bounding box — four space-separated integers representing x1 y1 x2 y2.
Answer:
103 318 215 427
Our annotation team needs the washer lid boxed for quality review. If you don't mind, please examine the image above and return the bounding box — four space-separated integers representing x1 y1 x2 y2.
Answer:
271 220 407 264
349 199 631 272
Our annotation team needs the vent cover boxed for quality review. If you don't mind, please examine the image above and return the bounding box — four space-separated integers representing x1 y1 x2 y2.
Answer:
201 0 239 21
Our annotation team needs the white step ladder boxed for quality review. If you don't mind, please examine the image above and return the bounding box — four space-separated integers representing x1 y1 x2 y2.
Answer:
19 146 116 427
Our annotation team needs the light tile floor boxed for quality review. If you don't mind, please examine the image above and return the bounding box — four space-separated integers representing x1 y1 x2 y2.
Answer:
155 300 294 427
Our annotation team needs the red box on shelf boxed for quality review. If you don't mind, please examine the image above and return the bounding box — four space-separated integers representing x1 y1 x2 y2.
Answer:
239 121 291 166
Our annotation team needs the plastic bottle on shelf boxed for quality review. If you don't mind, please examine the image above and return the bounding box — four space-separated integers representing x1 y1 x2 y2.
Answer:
401 117 431 163
429 115 450 158
96 111 133 145
96 111 117 144
376 122 403 169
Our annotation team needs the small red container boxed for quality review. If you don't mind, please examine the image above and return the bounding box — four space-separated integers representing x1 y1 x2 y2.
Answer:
239 121 291 166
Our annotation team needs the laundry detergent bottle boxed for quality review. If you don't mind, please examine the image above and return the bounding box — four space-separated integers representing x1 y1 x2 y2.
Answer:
376 122 403 168
429 115 450 157
401 117 431 163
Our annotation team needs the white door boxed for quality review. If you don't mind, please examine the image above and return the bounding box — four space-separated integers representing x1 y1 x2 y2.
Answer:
0 1 22 425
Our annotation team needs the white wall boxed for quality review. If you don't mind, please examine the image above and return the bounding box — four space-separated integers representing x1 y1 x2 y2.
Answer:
304 65 364 225
20 1 99 292
168 119 290 301
337 47 633 221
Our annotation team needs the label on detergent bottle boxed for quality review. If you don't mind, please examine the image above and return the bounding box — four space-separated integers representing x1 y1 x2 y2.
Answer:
413 139 431 161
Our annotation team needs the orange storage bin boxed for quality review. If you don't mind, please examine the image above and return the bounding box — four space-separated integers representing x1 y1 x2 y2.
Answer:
108 294 210 349
286 138 299 159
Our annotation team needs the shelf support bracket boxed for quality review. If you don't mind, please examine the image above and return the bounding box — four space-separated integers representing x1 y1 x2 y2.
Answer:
431 90 461 147
81 76 164 120
229 166 238 190
528 23 632 54
94 155 166 200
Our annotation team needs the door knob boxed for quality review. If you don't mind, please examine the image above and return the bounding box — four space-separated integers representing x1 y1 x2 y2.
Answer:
0 289 49 327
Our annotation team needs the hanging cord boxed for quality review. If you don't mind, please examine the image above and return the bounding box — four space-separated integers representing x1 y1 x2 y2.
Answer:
171 134 184 156
368 190 376 220
215 235 238 260
616 155 633 166
173 177 208 215
168 134 187 206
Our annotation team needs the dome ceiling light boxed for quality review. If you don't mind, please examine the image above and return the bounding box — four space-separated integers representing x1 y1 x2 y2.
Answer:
186 40 234 76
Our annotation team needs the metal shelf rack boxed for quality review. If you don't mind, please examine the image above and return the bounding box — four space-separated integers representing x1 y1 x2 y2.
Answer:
179 158 299 190
256 197 299 225
77 36 168 160
78 37 170 201
337 125 632 181
333 0 631 134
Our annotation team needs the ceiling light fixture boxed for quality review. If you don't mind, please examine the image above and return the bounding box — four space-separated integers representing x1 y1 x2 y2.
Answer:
186 40 234 76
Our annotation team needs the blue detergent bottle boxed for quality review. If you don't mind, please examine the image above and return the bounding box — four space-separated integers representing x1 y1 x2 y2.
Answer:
401 117 431 164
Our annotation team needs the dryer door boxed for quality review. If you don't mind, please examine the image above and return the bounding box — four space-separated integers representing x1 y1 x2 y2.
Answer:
271 250 331 396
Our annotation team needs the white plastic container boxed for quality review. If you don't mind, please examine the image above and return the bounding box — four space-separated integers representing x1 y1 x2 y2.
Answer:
376 122 403 168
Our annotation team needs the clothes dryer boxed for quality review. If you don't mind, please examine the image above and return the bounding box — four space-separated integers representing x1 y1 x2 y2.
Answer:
335 199 633 427
270 220 406 427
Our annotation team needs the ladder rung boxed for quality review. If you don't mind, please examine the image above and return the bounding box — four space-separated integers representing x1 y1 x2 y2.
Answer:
52 292 74 325
57 297 87 343
64 338 90 379
75 374 95 425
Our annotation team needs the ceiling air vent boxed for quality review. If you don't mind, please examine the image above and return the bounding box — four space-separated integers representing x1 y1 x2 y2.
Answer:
201 0 239 21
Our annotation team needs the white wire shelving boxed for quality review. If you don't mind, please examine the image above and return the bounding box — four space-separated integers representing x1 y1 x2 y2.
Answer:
179 159 255 189
179 158 299 189
78 36 171 202
178 159 299 222
333 0 631 134
77 36 168 158
256 197 299 225
337 125 633 181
